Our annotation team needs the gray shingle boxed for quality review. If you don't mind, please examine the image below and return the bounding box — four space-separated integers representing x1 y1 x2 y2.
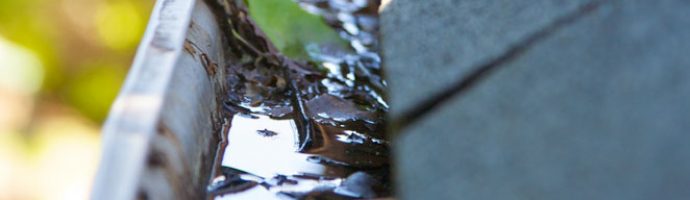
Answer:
382 0 593 118
392 0 690 199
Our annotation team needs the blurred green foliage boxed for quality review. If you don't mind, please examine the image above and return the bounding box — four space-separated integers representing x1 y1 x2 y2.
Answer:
246 0 346 59
0 0 154 123
0 1 154 198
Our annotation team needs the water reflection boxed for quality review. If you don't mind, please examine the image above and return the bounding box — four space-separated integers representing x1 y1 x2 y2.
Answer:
209 0 390 198
222 114 326 177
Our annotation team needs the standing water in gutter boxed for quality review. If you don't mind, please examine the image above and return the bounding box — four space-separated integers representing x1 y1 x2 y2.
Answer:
206 0 391 199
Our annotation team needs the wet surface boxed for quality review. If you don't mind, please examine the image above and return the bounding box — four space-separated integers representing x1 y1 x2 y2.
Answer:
208 0 390 199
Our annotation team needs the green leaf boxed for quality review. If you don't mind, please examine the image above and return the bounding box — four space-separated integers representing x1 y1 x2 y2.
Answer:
246 0 346 59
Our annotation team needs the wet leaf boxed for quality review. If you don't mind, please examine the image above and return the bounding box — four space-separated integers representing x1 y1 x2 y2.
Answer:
246 0 346 59
306 94 377 122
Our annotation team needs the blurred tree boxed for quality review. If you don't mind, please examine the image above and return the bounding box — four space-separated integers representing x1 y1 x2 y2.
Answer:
0 0 154 199
0 0 154 123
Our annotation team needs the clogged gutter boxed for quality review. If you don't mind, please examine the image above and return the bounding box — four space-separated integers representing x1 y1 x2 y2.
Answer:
206 0 390 199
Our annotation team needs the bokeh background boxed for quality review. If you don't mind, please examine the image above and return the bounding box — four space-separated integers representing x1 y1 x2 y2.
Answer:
0 0 154 199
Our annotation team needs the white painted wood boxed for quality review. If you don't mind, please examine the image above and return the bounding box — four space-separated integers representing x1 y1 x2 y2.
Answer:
92 0 227 199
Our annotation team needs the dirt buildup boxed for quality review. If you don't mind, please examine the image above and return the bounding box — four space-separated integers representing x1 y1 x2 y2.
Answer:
207 0 391 199
256 129 279 137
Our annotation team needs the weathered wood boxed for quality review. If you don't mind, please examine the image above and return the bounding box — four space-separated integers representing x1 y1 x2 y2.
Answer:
92 0 227 199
